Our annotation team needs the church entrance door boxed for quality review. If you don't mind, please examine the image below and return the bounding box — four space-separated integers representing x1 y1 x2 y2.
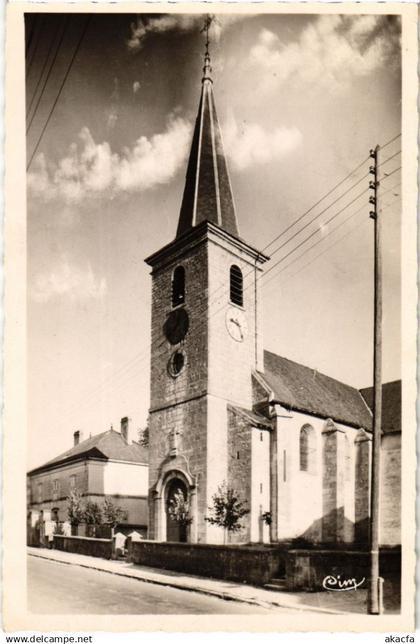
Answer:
165 478 188 542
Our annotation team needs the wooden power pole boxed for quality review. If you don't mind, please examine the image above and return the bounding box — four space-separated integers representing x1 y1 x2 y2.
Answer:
368 145 384 615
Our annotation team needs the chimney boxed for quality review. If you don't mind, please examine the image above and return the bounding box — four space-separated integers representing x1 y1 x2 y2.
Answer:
120 417 131 444
73 430 83 446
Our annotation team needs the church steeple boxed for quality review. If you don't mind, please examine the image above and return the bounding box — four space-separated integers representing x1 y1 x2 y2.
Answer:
176 19 239 239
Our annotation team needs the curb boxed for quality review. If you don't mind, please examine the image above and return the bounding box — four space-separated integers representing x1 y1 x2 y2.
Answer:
28 550 342 614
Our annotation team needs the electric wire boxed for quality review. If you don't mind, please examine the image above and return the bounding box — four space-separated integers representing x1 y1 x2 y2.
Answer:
27 17 67 120
27 16 90 171
262 183 401 291
51 150 402 431
26 16 45 78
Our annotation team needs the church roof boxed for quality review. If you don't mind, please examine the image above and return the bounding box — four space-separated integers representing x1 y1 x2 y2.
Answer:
228 404 272 429
176 45 239 239
28 429 149 475
260 350 373 430
359 380 401 435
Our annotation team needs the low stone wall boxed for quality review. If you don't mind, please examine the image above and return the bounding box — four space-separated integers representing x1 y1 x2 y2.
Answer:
128 541 285 586
285 547 401 591
53 535 113 559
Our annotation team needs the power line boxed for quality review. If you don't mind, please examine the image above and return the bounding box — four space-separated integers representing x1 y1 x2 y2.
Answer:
262 186 400 291
149 159 375 358
26 16 45 77
27 16 91 171
27 17 67 120
262 187 369 281
379 165 401 182
380 133 401 150
26 16 71 135
263 156 369 252
25 15 37 57
264 171 369 262
51 152 399 431
378 150 400 169
57 155 386 422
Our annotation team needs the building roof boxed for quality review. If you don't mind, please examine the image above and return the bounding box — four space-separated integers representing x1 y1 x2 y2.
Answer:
260 350 373 430
228 404 272 429
359 380 401 434
28 429 149 475
176 48 239 239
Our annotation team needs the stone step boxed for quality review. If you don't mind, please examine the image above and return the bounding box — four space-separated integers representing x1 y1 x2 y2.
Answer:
264 578 287 592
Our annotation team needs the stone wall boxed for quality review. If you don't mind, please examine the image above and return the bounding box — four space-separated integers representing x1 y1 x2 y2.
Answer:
53 535 113 559
128 540 284 585
380 433 401 546
227 407 252 542
285 547 401 591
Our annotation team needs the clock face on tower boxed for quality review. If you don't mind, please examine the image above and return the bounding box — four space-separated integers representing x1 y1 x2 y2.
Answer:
163 308 189 345
225 307 248 342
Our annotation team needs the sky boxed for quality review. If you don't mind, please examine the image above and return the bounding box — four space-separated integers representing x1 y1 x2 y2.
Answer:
26 11 402 469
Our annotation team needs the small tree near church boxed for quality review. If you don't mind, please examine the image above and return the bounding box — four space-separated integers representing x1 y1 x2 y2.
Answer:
66 490 84 533
102 497 128 535
205 482 250 544
167 488 192 527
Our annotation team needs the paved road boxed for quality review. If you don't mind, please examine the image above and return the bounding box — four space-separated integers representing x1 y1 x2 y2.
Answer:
28 556 274 615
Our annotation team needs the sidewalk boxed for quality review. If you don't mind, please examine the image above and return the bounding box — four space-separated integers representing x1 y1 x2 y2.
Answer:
27 547 389 615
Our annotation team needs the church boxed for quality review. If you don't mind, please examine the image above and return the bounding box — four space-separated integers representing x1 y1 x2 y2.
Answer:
145 40 400 547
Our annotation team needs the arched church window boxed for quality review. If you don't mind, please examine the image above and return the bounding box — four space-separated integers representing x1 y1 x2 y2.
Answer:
299 424 316 474
230 265 243 306
172 266 185 307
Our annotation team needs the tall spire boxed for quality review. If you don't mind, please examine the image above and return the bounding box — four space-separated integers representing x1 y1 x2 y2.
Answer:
176 16 239 239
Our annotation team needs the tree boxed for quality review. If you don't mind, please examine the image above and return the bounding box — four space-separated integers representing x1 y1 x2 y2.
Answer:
167 488 192 527
102 497 128 530
261 511 272 526
205 482 250 544
66 490 85 527
138 424 149 447
84 501 103 526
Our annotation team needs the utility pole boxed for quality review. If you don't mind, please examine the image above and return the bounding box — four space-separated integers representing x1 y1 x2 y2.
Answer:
367 145 384 615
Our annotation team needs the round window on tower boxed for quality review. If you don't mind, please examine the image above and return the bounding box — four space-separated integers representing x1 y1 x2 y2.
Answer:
168 350 186 378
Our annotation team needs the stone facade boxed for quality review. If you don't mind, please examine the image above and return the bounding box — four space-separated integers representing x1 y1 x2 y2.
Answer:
380 433 401 545
146 224 267 544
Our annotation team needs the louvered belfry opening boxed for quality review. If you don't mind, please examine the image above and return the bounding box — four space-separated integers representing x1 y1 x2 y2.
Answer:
172 265 185 307
230 264 243 306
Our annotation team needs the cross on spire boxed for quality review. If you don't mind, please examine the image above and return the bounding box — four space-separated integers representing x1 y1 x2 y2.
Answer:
175 14 239 240
200 14 216 83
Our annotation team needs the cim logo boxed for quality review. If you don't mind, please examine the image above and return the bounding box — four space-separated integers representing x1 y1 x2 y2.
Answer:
322 574 366 592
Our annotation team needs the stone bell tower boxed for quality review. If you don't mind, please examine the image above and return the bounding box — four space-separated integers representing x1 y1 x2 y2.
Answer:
145 28 269 543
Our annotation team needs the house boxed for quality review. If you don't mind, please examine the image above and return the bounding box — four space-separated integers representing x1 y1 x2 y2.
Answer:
27 417 149 533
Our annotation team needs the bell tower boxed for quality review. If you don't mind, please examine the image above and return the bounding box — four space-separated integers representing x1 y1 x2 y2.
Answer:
145 21 269 543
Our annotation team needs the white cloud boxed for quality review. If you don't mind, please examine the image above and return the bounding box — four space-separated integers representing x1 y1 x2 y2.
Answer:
28 115 192 203
127 14 248 52
224 114 302 171
31 258 107 303
249 15 400 93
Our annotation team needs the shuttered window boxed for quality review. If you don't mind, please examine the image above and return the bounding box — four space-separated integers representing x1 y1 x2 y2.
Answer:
230 265 243 306
172 266 185 307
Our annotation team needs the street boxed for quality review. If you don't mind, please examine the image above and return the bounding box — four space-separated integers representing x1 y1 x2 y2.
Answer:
28 556 273 614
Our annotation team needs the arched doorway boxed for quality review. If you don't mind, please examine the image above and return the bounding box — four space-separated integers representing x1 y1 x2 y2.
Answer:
165 478 188 542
